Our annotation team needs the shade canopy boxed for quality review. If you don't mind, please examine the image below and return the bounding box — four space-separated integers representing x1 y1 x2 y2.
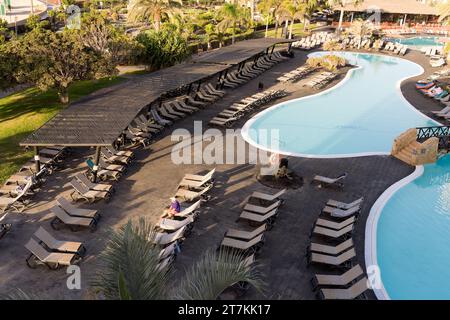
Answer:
21 38 291 148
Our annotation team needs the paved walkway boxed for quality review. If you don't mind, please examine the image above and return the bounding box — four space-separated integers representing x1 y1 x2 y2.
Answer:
0 47 440 299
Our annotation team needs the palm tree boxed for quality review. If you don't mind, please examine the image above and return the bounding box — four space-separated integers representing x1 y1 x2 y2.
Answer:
348 18 373 49
93 218 266 300
437 1 450 24
217 3 248 44
128 0 182 32
278 0 317 39
258 0 284 38
329 0 364 32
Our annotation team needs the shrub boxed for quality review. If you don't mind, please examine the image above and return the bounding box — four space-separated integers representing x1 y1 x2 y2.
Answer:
323 39 343 52
136 26 189 71
306 54 347 72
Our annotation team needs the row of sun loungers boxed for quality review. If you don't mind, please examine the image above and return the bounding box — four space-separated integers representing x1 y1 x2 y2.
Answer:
277 65 316 83
208 89 287 127
416 80 450 121
0 146 69 214
307 195 369 299
149 169 218 271
215 188 286 297
292 32 334 50
221 52 289 89
304 72 338 89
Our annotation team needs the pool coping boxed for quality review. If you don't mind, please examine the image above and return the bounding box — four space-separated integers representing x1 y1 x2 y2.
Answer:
241 51 443 159
364 164 425 300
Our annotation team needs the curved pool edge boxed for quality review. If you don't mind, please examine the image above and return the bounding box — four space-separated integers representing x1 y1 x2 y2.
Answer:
364 165 425 300
241 51 443 159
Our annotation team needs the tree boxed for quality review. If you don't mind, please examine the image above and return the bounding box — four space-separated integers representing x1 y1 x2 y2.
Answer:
437 1 450 24
136 25 189 70
0 19 10 44
13 29 102 104
258 0 284 38
93 218 265 300
348 18 373 49
127 0 182 31
0 43 18 90
329 0 363 32
217 3 247 44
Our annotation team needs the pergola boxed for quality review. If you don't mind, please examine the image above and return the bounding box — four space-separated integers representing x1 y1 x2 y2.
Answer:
20 38 293 181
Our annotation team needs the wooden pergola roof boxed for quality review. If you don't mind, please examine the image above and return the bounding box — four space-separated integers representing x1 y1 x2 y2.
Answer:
192 38 294 65
21 38 291 147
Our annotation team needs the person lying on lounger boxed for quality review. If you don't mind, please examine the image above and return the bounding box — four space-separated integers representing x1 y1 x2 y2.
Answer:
166 197 181 218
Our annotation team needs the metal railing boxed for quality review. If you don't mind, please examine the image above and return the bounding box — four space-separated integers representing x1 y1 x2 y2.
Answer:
416 125 450 151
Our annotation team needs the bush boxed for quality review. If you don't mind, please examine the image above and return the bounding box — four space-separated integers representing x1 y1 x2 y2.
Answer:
323 39 343 51
306 54 346 72
136 27 189 71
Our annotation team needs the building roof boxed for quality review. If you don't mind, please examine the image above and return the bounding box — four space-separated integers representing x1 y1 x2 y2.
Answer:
333 0 439 16
21 38 291 147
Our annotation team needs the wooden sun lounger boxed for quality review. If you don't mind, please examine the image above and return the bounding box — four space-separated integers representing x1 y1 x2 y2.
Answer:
151 108 173 126
312 173 347 188
327 197 364 210
34 226 85 255
316 216 356 230
309 238 354 255
56 197 99 220
86 159 121 181
70 179 110 203
309 248 355 267
318 277 369 300
158 105 181 120
75 173 113 194
239 209 278 225
50 205 97 231
172 100 199 113
312 224 353 239
313 264 363 288
220 234 265 253
101 150 130 165
323 205 361 218
250 189 286 203
243 200 281 214
225 224 266 240
25 238 80 269
105 146 134 159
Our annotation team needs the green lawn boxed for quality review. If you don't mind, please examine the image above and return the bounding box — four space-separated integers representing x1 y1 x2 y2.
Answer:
0 77 125 184
253 23 315 39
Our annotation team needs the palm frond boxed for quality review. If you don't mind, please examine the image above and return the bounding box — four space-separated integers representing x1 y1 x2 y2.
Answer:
92 218 170 300
173 248 266 300
0 288 40 300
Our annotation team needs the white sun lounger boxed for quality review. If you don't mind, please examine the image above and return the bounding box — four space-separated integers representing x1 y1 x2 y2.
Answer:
153 226 186 246
323 205 361 218
220 234 264 252
327 197 364 210
243 200 281 214
158 215 195 231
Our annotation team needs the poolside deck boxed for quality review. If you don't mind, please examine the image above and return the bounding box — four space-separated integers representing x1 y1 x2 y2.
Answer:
0 48 442 299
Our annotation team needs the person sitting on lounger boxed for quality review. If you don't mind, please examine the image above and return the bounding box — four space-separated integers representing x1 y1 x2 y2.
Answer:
167 197 181 218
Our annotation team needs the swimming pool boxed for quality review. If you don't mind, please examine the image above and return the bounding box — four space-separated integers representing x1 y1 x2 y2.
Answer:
367 154 450 300
242 51 440 158
389 36 446 49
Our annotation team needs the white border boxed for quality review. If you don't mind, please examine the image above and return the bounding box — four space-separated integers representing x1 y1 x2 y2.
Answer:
241 51 443 159
364 165 425 300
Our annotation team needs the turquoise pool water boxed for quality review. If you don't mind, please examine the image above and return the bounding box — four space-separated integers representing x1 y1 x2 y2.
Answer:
389 36 446 49
376 155 450 299
242 52 439 157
